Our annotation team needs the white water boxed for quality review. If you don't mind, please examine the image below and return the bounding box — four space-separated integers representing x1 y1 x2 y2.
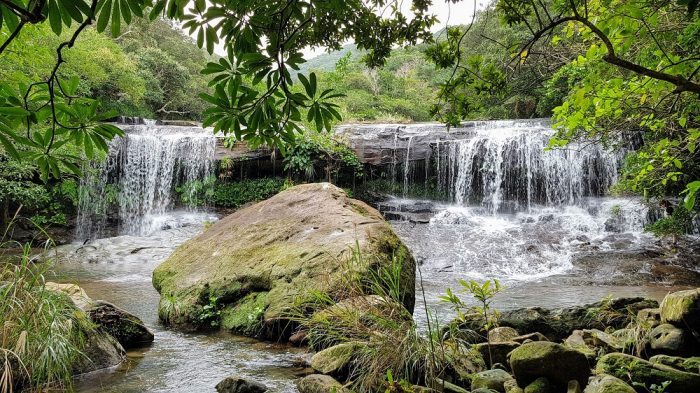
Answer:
435 120 621 212
76 123 217 239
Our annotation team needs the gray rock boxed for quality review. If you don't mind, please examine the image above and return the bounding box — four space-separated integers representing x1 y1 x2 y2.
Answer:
310 342 363 376
649 354 700 374
582 374 635 393
489 327 520 343
72 328 126 374
636 308 661 328
660 288 700 334
524 377 554 393
215 376 268 393
476 341 520 369
87 301 154 349
596 352 700 393
296 374 350 393
471 369 514 393
650 323 689 356
504 379 524 393
509 342 590 387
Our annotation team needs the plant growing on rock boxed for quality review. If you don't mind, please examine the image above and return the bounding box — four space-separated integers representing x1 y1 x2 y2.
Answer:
440 279 503 367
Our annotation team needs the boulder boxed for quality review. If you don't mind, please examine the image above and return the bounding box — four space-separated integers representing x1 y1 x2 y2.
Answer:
504 379 524 393
567 380 582 393
649 324 690 356
152 183 415 339
636 308 661 328
476 342 520 370
509 342 590 387
87 301 154 349
455 298 657 342
46 282 154 349
512 333 548 344
310 342 363 376
442 340 486 385
490 327 520 343
473 389 500 393
582 374 635 393
649 354 700 374
296 374 350 393
564 329 625 359
523 377 555 393
660 288 700 334
596 353 700 393
471 369 514 393
215 376 268 393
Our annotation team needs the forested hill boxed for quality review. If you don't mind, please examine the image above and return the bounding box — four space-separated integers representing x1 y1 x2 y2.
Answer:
0 18 211 120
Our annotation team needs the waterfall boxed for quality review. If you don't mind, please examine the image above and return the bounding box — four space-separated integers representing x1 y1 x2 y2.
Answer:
76 122 217 239
436 120 621 212
403 135 414 196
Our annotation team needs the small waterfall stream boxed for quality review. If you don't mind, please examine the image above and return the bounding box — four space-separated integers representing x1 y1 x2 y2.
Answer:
76 122 217 239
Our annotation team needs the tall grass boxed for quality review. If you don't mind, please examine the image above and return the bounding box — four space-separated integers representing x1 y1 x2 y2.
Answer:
289 241 454 392
1 218 88 393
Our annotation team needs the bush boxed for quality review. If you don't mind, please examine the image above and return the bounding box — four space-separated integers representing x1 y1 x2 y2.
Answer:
645 205 695 237
211 178 286 208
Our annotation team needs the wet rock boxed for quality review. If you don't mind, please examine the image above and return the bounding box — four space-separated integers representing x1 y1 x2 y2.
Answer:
489 327 520 343
296 374 350 393
582 374 635 393
471 369 514 392
215 376 268 393
87 301 154 349
476 341 520 369
289 330 309 346
636 308 661 328
596 353 700 393
512 333 549 343
660 288 700 334
310 342 363 376
152 183 415 339
650 323 690 356
455 298 657 342
509 342 590 387
72 327 126 374
649 354 700 374
567 380 582 393
524 377 555 393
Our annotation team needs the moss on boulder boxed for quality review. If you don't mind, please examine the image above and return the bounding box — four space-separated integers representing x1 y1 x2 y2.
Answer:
152 183 415 339
509 341 590 388
660 288 700 334
596 352 700 393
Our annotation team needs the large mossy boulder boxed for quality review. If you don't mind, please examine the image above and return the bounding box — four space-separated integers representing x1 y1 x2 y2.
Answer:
152 183 415 339
596 353 700 393
509 342 590 388
582 375 635 393
660 288 700 334
296 374 350 393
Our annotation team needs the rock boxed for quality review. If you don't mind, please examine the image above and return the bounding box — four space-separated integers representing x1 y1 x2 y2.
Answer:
512 333 549 344
296 374 350 393
72 327 126 374
504 379 524 393
490 327 520 343
455 298 657 342
471 369 514 393
524 377 555 393
473 389 501 393
434 378 470 393
310 342 363 376
215 376 268 393
567 380 582 393
476 341 520 369
87 301 154 349
582 374 635 393
660 288 700 334
636 308 661 328
46 282 154 349
442 340 486 385
289 330 309 346
152 183 415 339
650 323 690 356
649 354 700 374
596 353 700 393
565 329 625 358
509 342 590 387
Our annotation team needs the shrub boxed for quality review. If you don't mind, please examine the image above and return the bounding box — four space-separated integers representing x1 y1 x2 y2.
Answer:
211 178 286 208
645 205 695 237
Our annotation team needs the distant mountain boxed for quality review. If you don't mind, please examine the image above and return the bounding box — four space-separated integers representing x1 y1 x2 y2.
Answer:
299 44 363 74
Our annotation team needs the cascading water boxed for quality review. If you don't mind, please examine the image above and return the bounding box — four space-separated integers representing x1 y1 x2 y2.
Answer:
76 122 217 239
435 120 621 213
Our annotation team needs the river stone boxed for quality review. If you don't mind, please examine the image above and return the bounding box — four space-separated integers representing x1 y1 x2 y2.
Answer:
87 301 154 349
582 374 635 393
596 353 700 393
442 340 486 385
215 376 267 393
636 308 661 328
524 377 555 393
490 327 520 343
649 354 700 373
310 342 363 375
152 183 415 339
660 288 700 333
512 333 549 344
509 342 590 387
455 298 657 342
476 341 520 370
650 323 689 356
296 374 350 393
504 379 524 393
471 369 514 393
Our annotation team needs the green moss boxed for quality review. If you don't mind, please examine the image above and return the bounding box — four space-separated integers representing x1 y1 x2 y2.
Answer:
596 353 700 392
220 292 269 336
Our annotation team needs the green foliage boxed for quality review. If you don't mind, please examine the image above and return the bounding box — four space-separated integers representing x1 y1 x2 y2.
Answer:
0 233 89 391
283 132 363 183
175 175 216 207
210 178 286 209
645 206 695 237
197 295 221 328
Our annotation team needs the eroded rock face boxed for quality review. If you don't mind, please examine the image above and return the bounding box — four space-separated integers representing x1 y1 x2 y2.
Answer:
153 183 415 339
